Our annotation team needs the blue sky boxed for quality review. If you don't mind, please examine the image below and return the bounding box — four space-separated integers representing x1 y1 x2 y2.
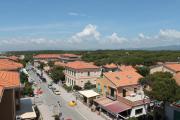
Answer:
0 0 180 50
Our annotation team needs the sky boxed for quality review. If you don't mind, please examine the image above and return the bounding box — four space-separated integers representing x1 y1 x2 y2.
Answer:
0 0 180 51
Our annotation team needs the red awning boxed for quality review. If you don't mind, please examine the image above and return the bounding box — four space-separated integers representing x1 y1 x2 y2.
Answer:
105 101 132 114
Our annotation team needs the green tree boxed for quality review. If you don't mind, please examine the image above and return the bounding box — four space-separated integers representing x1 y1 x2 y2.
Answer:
140 72 180 120
48 61 54 68
50 66 65 83
84 81 95 89
136 66 150 77
38 62 46 70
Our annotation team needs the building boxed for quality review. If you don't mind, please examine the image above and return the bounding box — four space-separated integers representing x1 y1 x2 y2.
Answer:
119 65 137 72
64 61 101 88
59 53 81 63
0 59 23 71
0 71 21 120
165 102 180 120
150 63 180 85
33 54 61 61
96 71 143 99
102 63 119 72
95 71 152 119
54 61 67 68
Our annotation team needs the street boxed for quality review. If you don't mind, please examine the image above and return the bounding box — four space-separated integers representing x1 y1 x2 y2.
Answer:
28 67 86 120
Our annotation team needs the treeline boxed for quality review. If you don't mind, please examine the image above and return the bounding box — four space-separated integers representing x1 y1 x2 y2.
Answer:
6 50 180 66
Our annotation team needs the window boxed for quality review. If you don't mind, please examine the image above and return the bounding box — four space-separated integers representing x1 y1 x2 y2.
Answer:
135 108 143 115
104 86 107 94
134 88 137 93
123 89 126 97
88 72 90 76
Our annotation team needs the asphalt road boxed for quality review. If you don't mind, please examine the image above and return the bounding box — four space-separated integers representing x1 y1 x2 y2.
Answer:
27 65 86 120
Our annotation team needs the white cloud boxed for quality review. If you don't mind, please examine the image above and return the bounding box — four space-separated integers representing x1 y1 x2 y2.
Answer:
69 24 100 43
1 24 180 51
159 29 180 39
68 12 79 16
107 32 127 44
68 12 88 17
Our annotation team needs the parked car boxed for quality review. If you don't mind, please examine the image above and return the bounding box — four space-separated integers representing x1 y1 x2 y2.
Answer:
54 89 61 95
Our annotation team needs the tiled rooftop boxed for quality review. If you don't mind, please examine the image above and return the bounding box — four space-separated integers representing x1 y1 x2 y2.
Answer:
0 59 23 71
66 61 99 69
0 71 20 98
33 54 61 59
119 65 137 72
104 63 118 69
60 53 81 58
164 63 180 72
103 71 142 87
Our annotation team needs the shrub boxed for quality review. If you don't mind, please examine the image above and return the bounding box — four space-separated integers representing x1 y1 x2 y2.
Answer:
73 85 82 91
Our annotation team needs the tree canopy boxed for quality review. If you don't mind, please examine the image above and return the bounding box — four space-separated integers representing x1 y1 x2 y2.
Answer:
49 66 65 83
140 72 180 103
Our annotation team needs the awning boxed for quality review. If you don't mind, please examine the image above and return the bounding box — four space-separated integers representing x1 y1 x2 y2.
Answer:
16 98 37 119
20 108 36 119
79 90 100 98
105 101 132 114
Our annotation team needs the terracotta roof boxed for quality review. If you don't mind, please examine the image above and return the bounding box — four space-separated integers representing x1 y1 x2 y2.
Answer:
60 54 81 58
105 101 131 114
66 61 99 69
33 54 61 59
173 72 180 86
54 61 67 67
0 71 20 99
164 63 180 72
94 97 113 106
0 59 23 71
103 71 143 87
8 56 19 61
104 63 118 69
119 65 137 72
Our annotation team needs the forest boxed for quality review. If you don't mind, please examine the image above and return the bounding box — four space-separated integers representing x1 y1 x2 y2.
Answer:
6 50 180 66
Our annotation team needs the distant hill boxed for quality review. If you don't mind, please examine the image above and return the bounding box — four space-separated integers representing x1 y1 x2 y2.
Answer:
141 45 180 51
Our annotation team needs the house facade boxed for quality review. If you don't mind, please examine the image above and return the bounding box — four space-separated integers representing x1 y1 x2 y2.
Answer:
64 61 101 88
95 71 152 119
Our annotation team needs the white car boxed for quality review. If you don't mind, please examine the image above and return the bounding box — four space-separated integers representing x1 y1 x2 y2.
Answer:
54 90 61 95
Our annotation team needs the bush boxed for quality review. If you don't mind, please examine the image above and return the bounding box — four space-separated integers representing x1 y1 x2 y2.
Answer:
63 84 72 92
73 85 82 91
84 81 95 90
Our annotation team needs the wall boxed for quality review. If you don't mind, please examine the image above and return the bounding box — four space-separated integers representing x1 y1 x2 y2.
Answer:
150 66 164 74
0 89 15 120
150 65 175 75
96 77 116 96
165 103 180 120
65 68 101 87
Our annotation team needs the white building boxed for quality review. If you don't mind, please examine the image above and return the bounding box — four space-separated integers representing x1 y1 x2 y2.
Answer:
64 61 101 88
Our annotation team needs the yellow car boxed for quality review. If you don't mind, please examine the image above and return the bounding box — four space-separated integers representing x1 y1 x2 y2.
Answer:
68 101 77 107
